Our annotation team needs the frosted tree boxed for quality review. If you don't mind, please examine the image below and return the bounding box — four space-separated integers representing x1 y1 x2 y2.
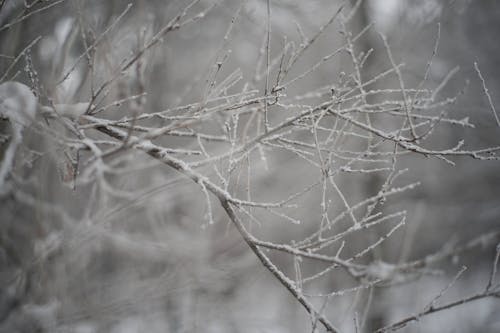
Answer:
0 1 499 332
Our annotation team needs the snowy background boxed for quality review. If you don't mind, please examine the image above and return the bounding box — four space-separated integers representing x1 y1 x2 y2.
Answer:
1 0 499 332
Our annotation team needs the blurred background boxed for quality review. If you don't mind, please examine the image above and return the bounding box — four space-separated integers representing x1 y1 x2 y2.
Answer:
1 0 499 332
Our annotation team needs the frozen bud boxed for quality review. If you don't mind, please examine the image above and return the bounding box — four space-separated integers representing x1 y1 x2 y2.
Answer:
365 260 397 281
